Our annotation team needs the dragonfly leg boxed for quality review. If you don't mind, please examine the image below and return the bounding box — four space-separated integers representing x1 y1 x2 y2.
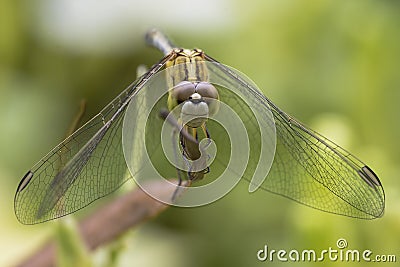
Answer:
204 167 210 174
203 125 211 139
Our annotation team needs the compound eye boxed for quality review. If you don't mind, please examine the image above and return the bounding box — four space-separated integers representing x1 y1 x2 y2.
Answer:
171 81 196 103
195 82 219 100
195 82 219 115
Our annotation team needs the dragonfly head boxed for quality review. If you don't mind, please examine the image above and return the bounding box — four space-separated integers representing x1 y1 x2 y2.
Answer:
168 81 220 128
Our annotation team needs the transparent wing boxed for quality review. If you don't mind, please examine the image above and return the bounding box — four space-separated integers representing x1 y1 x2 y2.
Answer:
14 93 129 224
205 54 385 219
14 56 171 224
266 105 384 219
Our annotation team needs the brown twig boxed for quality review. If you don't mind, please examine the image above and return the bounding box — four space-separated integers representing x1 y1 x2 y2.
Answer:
16 180 176 267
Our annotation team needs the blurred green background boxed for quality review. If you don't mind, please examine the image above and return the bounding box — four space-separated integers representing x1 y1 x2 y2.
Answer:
1 0 399 266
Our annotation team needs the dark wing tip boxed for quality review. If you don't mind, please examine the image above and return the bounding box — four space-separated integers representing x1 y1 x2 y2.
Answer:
16 171 34 193
357 165 385 218
358 165 382 188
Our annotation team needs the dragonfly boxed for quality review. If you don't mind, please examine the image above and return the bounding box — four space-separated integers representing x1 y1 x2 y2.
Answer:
14 29 385 224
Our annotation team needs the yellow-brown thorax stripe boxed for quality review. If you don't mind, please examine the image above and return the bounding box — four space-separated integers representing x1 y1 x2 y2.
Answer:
165 49 209 89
